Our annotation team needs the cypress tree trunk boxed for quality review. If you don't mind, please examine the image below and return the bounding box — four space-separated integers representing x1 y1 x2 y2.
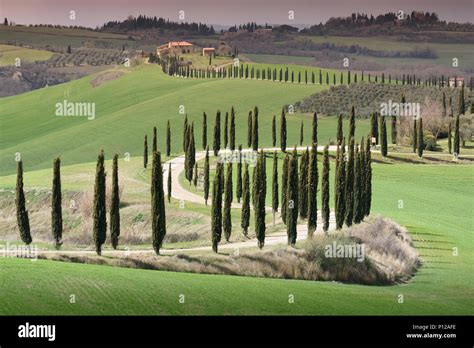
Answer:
337 114 343 145
344 137 355 226
272 115 277 147
349 106 356 140
353 146 362 224
110 154 120 249
299 121 304 146
204 147 210 205
335 139 346 229
93 150 107 255
254 151 266 249
365 137 372 217
153 126 157 153
299 148 309 219
312 112 318 144
391 116 397 144
287 148 299 246
448 122 452 154
167 163 172 203
241 163 250 236
454 115 460 155
307 143 318 237
224 111 229 149
281 154 289 225
166 121 171 156
230 107 236 151
321 145 330 232
16 160 32 245
380 116 388 157
272 151 279 223
252 107 259 151
417 117 424 158
151 151 166 255
280 108 287 152
247 111 253 148
144 135 148 168
213 111 221 156
202 112 207 150
52 157 63 249
236 145 243 203
211 163 223 252
223 163 233 241
413 119 417 153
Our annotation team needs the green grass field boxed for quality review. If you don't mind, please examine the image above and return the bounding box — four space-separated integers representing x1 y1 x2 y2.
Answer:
0 44 54 66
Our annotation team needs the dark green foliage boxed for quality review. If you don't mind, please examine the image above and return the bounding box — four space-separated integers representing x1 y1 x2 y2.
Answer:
247 110 252 147
230 107 236 151
413 118 417 153
448 121 452 154
380 116 388 157
185 123 196 184
143 135 148 168
272 115 277 147
204 147 210 205
166 121 171 156
365 137 372 217
236 145 243 203
454 115 460 155
281 154 289 225
202 112 207 150
280 108 287 152
153 126 157 153
391 116 397 144
337 114 343 145
353 146 363 224
183 115 188 152
344 137 355 227
458 84 465 115
151 151 166 255
287 148 299 246
193 162 198 187
370 112 379 145
335 139 346 229
299 148 309 219
52 157 63 249
252 106 259 151
167 163 172 203
93 150 107 255
349 106 356 140
224 111 229 148
213 111 221 156
312 112 318 144
307 143 318 237
16 160 32 245
223 163 233 241
254 151 266 248
417 117 424 158
110 154 120 249
321 145 330 232
211 163 224 252
241 163 250 236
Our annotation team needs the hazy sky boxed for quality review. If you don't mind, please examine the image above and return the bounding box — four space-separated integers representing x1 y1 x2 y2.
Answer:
2 0 473 27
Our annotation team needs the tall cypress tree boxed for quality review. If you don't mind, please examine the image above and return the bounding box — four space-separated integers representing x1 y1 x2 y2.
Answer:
337 114 343 145
312 112 318 144
391 116 397 144
380 116 388 157
144 135 148 168
202 112 207 150
299 121 304 146
204 147 210 205
167 163 172 203
16 160 32 245
252 106 259 151
335 139 346 229
223 163 233 241
281 154 289 225
230 107 236 151
417 117 424 158
370 112 379 145
349 106 356 140
236 145 243 203
299 148 309 219
353 146 363 224
272 151 279 223
307 143 318 237
454 115 460 156
241 163 250 236
151 151 166 255
110 154 120 249
153 126 157 153
224 111 229 148
359 137 366 218
247 110 253 147
344 137 355 226
166 121 171 156
321 145 330 232
52 157 63 249
213 110 221 156
412 118 417 153
280 108 287 152
212 162 224 252
272 115 277 147
93 150 107 255
365 137 372 217
193 162 198 187
442 92 447 117
254 150 266 248
287 148 299 246
448 121 452 154
183 116 189 153
459 83 465 115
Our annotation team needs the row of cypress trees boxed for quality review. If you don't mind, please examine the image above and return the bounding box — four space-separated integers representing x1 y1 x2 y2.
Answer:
143 122 172 168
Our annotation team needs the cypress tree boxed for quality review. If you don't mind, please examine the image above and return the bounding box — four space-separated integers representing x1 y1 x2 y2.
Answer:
380 116 388 157
281 154 289 225
454 114 460 155
417 117 424 158
241 163 250 236
224 111 229 148
353 146 363 224
110 154 120 249
307 143 318 237
166 121 171 156
349 106 356 140
321 145 330 232
236 145 243 203
151 151 166 254
287 148 299 246
272 151 279 222
204 147 210 204
167 163 172 203
299 121 304 146
442 92 447 117
337 114 343 145
391 116 397 144
93 150 107 255
312 112 318 144
223 163 233 241
459 83 465 115
144 135 148 168
193 162 198 187
202 112 207 150
359 137 366 218
299 148 309 219
230 107 236 151
153 126 158 153
272 115 277 147
448 121 452 154
254 150 266 249
344 137 355 227
448 96 454 117
335 138 346 229
183 115 188 152
247 110 253 147
371 112 379 145
413 118 417 153
52 157 63 249
365 137 372 217
16 160 32 245
211 163 223 252
213 110 221 156
280 108 287 152
252 106 259 151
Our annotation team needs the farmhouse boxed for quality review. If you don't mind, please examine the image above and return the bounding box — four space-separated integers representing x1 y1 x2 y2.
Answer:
202 47 215 56
157 41 194 57
448 77 464 88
